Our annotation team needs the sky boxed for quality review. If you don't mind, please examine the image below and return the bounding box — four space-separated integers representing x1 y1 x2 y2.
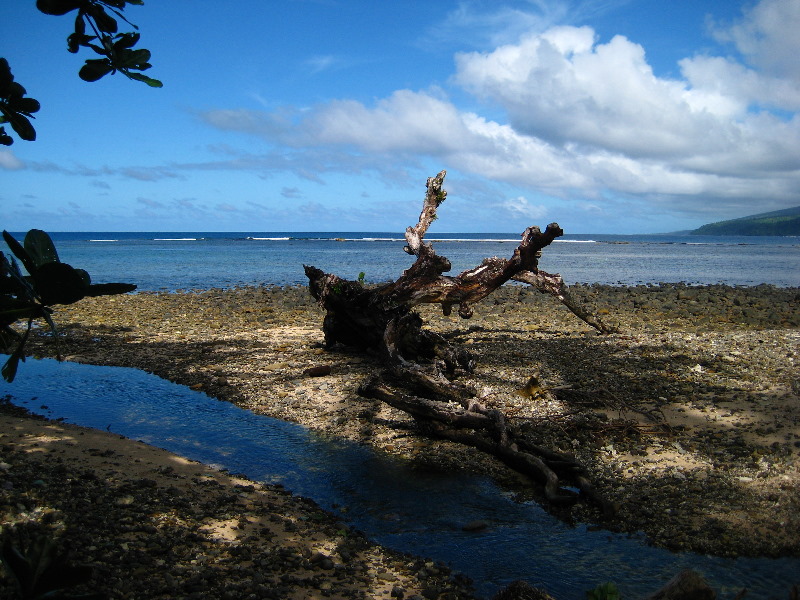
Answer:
2 0 799 234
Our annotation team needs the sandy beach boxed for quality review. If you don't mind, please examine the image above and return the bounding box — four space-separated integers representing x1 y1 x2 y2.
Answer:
2 282 799 598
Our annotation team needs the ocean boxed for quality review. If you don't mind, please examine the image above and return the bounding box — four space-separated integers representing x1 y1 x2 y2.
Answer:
16 231 800 291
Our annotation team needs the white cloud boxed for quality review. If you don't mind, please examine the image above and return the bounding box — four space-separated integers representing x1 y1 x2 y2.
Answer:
305 55 339 74
711 0 800 81
502 195 548 219
136 197 164 209
300 90 476 154
281 186 302 198
453 26 746 160
438 0 570 47
0 150 23 170
680 55 800 113
196 0 799 225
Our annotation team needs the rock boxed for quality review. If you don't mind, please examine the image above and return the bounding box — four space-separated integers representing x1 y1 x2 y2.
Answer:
462 520 489 532
264 362 290 371
304 365 332 377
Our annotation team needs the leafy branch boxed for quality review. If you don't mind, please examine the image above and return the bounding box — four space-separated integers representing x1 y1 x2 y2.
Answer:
0 59 41 146
1 229 137 382
1 1 160 145
36 0 162 87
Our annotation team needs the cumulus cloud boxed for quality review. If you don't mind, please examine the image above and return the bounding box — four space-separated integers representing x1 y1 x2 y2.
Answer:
710 0 800 81
452 22 800 179
198 0 799 222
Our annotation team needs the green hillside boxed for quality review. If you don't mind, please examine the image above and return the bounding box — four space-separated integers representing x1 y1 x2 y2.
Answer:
691 206 800 236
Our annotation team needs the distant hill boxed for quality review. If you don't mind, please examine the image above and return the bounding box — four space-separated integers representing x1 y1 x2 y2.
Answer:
691 206 800 236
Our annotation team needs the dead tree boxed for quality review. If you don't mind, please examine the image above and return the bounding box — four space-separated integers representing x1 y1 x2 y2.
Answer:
304 170 616 514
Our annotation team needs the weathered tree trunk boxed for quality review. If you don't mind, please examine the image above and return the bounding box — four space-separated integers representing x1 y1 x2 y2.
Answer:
305 170 616 513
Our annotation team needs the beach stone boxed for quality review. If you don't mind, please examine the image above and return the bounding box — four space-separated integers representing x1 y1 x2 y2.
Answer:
462 520 489 532
304 365 332 377
264 362 290 371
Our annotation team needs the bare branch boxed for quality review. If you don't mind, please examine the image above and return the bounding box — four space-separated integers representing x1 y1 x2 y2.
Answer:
303 172 618 514
513 269 620 334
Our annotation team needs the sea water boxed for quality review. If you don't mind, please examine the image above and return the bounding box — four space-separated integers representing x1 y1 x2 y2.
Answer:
14 231 798 291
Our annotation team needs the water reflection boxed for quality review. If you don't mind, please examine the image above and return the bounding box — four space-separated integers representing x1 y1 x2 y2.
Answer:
2 358 797 598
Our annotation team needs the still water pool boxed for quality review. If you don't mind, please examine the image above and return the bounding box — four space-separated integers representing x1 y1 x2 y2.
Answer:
2 359 797 599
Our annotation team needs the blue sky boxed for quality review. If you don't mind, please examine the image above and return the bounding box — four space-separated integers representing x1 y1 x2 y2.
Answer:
2 0 799 233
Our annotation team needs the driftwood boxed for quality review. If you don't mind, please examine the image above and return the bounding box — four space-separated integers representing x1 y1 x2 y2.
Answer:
305 170 616 513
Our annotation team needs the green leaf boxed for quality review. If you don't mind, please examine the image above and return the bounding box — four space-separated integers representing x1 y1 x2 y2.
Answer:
0 127 12 146
586 582 620 600
0 58 13 92
0 324 30 383
1 253 39 301
2 231 36 275
1 353 20 383
32 262 87 305
79 59 114 82
88 5 119 33
117 47 151 68
113 32 140 50
36 0 83 16
68 32 96 53
7 81 27 100
86 42 109 55
9 97 41 116
74 268 91 287
125 71 162 87
74 10 86 35
6 112 36 141
24 229 60 268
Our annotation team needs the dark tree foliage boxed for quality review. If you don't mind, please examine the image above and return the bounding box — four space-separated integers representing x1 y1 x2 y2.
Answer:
36 0 161 87
0 59 41 146
1 1 159 145
0 230 136 382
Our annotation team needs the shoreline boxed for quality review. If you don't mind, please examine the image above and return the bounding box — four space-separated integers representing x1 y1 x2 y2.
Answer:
3 282 799 596
0 406 474 599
